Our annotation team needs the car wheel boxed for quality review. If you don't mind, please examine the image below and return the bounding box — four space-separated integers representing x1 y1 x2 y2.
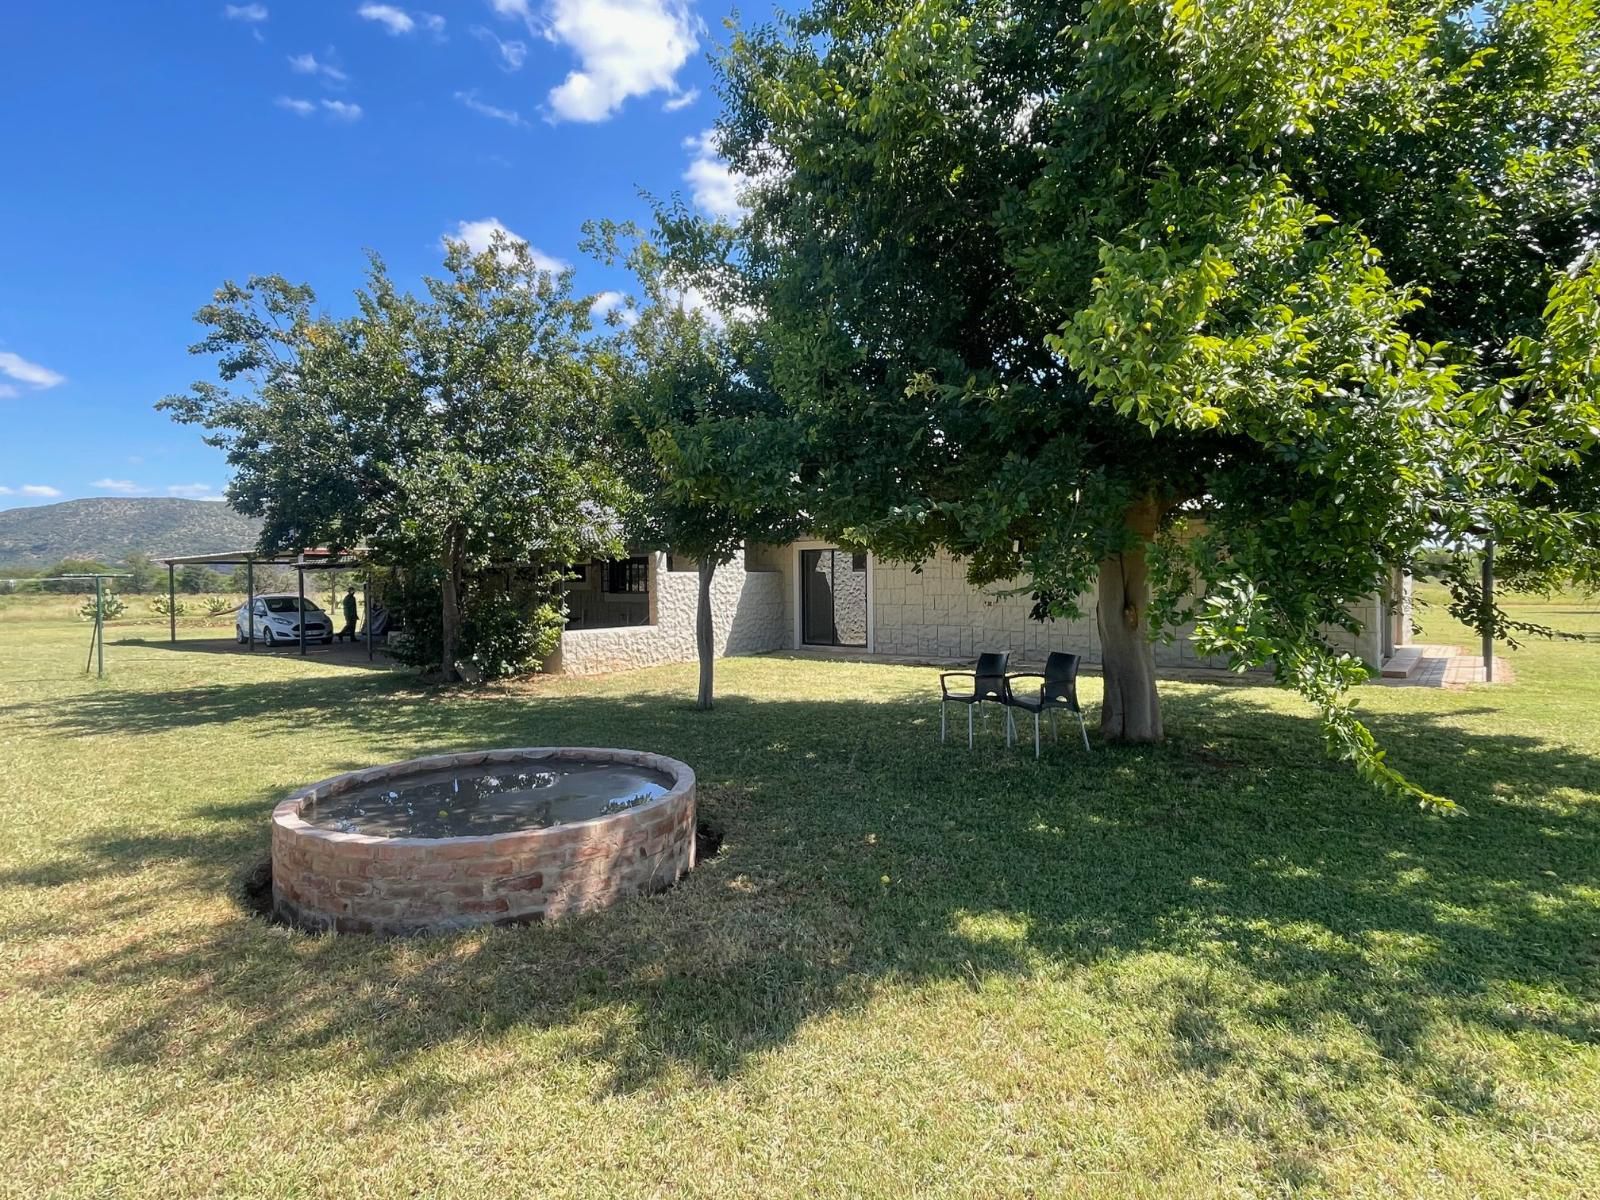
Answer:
236 626 246 644
264 628 276 647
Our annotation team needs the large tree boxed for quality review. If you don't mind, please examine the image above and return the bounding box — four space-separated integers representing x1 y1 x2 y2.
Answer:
592 220 805 709
718 0 1600 804
160 235 626 681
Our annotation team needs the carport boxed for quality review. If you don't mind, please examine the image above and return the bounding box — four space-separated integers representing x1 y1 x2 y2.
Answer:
157 547 376 659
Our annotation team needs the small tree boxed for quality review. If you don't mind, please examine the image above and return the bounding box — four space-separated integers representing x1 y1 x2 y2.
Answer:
160 235 627 681
177 564 224 594
121 552 160 594
592 221 804 709
40 559 113 593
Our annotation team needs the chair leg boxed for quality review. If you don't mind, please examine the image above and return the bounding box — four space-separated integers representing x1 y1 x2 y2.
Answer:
968 705 974 750
1005 707 1014 747
940 701 947 743
1051 709 1059 743
1078 712 1089 751
1033 712 1040 759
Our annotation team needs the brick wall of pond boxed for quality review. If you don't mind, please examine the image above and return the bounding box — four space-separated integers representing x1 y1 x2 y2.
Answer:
272 750 696 936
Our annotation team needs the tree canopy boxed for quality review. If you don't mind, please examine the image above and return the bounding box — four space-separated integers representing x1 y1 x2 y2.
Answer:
591 219 805 708
160 235 626 680
715 0 1600 805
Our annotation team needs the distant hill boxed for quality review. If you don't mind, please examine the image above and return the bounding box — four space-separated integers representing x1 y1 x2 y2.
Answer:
0 498 261 570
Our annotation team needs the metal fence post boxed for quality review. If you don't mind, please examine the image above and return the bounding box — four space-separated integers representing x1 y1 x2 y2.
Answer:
95 575 105 678
1482 539 1495 683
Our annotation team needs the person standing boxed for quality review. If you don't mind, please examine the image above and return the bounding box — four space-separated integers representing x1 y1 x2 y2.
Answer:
340 588 358 642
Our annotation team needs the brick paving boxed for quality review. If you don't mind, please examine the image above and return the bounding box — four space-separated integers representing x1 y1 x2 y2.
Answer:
1374 644 1515 689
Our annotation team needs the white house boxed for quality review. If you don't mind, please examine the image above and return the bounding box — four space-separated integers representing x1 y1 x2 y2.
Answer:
547 541 1412 677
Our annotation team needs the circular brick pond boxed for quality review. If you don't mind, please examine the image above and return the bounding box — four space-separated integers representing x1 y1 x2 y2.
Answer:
271 747 696 935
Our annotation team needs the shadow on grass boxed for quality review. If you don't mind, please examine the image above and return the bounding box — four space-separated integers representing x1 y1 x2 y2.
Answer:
4 669 1598 1138
113 633 399 671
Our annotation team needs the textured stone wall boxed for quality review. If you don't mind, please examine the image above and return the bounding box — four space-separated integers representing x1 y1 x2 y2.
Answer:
868 553 1237 668
871 554 1100 662
872 553 1390 670
553 552 788 676
272 748 697 936
552 542 1397 675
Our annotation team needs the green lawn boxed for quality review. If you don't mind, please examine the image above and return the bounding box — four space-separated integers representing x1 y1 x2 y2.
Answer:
1 591 1597 1198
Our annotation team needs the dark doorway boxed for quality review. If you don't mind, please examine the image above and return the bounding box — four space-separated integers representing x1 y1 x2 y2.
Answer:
800 548 868 648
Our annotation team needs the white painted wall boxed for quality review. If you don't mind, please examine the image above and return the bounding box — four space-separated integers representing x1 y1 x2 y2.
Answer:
778 547 1396 671
551 544 1402 676
552 551 788 676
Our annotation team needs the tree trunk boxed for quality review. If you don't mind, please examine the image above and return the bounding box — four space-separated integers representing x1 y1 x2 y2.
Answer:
439 527 464 683
696 558 716 710
1097 496 1163 743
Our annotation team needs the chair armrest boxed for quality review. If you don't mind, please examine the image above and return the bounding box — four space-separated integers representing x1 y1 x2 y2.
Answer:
939 671 975 697
1003 672 1044 701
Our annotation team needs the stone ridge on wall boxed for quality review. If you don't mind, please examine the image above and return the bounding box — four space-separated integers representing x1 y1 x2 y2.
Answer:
554 552 788 676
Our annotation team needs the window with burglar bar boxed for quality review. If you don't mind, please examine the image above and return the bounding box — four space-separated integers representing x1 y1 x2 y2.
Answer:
605 557 649 594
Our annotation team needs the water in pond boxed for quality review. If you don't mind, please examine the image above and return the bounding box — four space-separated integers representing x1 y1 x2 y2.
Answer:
305 761 675 838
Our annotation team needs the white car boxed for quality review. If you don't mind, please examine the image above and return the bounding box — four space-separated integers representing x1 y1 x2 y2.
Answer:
236 594 334 647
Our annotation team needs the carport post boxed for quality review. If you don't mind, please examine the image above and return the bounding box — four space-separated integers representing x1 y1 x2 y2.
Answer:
167 563 176 644
297 565 307 656
365 573 373 662
246 558 255 651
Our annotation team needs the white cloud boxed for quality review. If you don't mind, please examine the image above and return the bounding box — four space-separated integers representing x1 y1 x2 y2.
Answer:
358 5 444 35
455 89 526 127
288 52 348 82
589 290 638 326
542 0 700 122
667 284 726 328
472 25 527 70
358 4 414 33
683 128 746 220
663 87 699 112
487 0 535 24
223 4 268 20
93 478 141 494
0 484 63 498
167 484 221 500
441 218 568 273
0 351 65 390
277 96 361 121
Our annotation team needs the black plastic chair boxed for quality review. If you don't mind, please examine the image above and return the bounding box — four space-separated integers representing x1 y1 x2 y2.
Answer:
1004 651 1090 758
939 651 1011 748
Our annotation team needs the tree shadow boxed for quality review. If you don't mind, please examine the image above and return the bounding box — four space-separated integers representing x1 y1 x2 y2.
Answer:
114 634 398 670
4 667 1597 1135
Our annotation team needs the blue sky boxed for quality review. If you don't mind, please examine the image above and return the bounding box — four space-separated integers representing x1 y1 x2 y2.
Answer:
0 0 746 511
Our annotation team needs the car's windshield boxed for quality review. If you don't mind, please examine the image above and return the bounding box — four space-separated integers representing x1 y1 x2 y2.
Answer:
262 598 321 614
